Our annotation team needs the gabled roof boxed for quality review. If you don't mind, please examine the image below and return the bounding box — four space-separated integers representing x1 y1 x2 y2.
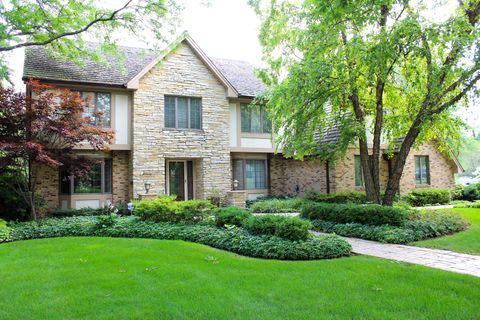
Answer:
23 32 266 98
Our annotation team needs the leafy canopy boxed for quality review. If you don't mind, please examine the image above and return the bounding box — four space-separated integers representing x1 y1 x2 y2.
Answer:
251 0 479 161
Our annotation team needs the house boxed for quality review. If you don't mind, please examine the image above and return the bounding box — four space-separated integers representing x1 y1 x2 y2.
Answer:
23 32 463 210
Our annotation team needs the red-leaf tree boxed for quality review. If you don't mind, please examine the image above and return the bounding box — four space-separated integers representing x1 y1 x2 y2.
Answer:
0 81 114 219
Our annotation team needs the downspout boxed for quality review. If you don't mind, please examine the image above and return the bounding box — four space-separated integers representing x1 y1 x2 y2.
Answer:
326 160 330 194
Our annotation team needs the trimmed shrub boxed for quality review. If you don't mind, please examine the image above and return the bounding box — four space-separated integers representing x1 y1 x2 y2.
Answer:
403 189 451 207
133 196 214 223
8 216 351 260
214 207 251 227
453 201 480 208
303 191 367 204
463 183 480 201
450 185 465 201
244 215 285 236
249 198 304 213
0 219 11 243
301 202 409 226
311 210 467 244
276 218 312 241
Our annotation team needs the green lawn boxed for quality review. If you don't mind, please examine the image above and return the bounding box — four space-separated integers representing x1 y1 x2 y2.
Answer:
0 237 479 319
414 208 480 255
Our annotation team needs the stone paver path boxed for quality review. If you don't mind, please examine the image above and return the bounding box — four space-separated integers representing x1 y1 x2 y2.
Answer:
313 231 480 277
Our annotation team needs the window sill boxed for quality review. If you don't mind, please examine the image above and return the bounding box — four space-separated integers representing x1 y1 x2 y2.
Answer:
415 184 431 189
162 128 205 133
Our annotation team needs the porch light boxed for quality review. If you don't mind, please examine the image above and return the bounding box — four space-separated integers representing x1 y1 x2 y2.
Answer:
233 179 239 190
144 181 151 194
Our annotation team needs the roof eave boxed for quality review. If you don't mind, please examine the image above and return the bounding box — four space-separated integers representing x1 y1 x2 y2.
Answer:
22 76 127 89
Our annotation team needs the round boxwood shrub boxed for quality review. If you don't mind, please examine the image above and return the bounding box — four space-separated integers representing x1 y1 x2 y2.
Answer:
276 218 312 241
214 207 251 227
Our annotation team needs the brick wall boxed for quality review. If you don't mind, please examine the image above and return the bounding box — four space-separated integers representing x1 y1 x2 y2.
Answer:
270 155 329 196
34 163 59 210
132 42 231 199
112 151 131 204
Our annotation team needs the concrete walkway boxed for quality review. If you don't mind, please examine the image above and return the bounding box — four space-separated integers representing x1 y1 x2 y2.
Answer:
313 231 480 277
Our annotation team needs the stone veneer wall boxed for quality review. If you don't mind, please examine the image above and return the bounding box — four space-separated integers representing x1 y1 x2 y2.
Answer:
398 143 457 194
132 42 231 199
34 163 59 211
270 155 330 196
112 151 131 204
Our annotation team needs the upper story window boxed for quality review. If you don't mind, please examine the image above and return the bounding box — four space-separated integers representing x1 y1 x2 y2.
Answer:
240 104 272 134
415 156 430 185
164 95 202 129
354 155 364 187
81 92 111 127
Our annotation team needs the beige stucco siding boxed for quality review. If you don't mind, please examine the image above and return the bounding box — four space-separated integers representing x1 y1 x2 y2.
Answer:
132 42 231 199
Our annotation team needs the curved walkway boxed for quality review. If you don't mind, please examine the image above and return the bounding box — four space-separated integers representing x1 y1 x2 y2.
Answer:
313 231 480 278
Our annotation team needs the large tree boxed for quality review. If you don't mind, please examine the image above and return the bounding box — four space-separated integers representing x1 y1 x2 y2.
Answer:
251 0 480 205
0 82 113 219
0 0 180 81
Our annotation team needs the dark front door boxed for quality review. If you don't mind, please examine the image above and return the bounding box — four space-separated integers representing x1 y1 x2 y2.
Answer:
168 161 185 200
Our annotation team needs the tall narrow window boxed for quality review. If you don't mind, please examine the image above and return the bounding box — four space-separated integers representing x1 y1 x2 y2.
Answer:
164 96 202 129
415 156 430 185
354 155 364 187
240 104 272 133
81 92 111 127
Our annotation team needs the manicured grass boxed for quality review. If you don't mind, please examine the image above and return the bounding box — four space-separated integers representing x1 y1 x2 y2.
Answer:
0 237 479 319
414 208 480 255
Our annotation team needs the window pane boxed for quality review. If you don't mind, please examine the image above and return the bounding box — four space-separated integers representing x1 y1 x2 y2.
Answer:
165 96 176 128
96 93 111 127
104 159 112 193
246 160 266 189
262 107 272 134
190 98 201 129
74 163 102 193
81 92 96 125
233 159 245 190
177 97 189 128
241 104 251 132
60 167 71 195
251 107 262 133
355 155 364 187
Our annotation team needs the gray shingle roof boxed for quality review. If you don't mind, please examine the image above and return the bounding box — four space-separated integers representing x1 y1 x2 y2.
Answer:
23 42 267 96
23 43 156 87
211 58 266 97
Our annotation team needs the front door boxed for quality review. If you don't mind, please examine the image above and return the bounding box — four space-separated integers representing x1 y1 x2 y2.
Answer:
167 160 194 200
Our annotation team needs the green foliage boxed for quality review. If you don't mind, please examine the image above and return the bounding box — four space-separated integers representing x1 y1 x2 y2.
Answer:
403 189 452 207
0 219 11 243
303 191 368 204
457 137 480 175
312 210 467 244
301 202 409 226
8 217 351 260
0 173 30 221
276 218 312 241
133 196 214 223
244 215 312 241
249 197 304 213
462 183 480 201
94 214 118 229
49 206 119 218
450 185 465 201
214 207 251 227
453 201 480 208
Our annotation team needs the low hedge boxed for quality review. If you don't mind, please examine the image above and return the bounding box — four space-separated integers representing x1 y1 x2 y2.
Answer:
49 203 130 218
244 215 312 241
453 201 480 208
133 196 214 223
403 189 451 207
7 216 351 260
249 198 304 213
303 191 367 204
301 202 408 227
214 207 251 227
311 210 467 244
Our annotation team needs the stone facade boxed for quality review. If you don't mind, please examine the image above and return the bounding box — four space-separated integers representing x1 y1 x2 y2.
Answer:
112 151 131 204
226 191 246 208
270 155 330 196
132 42 232 199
